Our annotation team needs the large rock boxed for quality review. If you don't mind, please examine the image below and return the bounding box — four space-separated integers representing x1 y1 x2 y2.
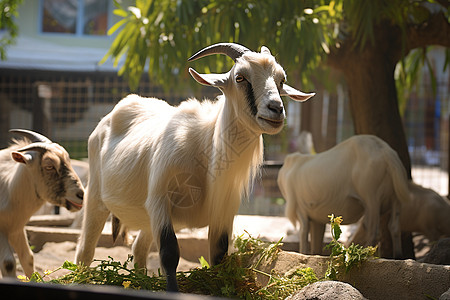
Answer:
420 238 450 265
261 251 450 300
286 281 367 300
440 288 450 300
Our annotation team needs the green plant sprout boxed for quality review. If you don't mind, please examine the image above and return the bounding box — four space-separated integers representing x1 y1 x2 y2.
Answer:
325 214 377 280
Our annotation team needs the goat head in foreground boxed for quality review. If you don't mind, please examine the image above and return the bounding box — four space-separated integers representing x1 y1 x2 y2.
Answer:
0 129 84 278
188 43 314 135
10 129 84 211
75 43 314 292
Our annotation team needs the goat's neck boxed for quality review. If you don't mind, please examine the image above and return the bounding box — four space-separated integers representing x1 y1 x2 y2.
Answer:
9 165 46 220
213 99 263 176
205 99 263 227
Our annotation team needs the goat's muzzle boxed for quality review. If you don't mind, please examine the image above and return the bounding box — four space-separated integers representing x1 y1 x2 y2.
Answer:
65 189 84 211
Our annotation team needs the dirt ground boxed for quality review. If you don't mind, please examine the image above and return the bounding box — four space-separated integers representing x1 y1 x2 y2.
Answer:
13 215 434 280
16 241 201 280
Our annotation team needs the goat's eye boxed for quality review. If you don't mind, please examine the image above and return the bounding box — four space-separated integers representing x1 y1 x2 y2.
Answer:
45 165 55 171
280 78 286 86
235 75 245 83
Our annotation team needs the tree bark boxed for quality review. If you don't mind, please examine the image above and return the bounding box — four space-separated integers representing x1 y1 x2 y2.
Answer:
328 24 412 179
344 53 411 178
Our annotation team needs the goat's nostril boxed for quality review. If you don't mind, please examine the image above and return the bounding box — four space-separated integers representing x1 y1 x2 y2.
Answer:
76 190 84 200
267 101 284 115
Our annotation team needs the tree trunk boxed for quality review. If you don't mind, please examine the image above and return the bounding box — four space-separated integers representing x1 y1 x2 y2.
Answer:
344 47 415 259
327 24 415 258
336 47 412 179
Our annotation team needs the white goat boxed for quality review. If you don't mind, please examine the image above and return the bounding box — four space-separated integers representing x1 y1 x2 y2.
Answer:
403 182 450 240
0 129 84 278
278 135 410 258
75 43 314 291
353 182 450 243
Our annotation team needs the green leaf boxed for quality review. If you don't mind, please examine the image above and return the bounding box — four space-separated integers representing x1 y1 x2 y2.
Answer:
29 272 44 282
62 260 78 271
332 222 342 241
199 256 210 269
113 8 128 18
107 18 128 36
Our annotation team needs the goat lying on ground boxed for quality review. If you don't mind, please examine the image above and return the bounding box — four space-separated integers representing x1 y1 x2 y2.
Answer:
353 182 450 245
75 43 314 291
278 135 410 258
0 129 84 278
403 182 450 240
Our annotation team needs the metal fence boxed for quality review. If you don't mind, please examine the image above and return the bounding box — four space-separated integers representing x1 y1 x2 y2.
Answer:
0 69 218 159
1 67 448 216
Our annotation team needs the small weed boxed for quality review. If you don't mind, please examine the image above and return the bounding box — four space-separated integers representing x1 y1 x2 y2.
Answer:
325 214 377 280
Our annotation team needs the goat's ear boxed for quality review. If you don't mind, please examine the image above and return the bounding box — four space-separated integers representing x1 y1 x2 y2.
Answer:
188 68 228 88
261 46 271 55
11 151 33 164
280 84 315 102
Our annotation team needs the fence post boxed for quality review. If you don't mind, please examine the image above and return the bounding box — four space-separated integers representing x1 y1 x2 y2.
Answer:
32 83 52 138
33 83 59 214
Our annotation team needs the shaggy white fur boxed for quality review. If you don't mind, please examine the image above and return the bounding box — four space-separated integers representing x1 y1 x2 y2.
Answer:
75 43 314 291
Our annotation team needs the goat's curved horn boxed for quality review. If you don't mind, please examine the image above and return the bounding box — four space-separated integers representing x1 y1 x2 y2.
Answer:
9 129 52 144
188 43 250 62
16 143 52 153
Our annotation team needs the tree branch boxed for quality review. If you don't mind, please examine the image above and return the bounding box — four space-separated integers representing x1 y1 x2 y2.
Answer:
434 0 450 8
329 11 450 68
405 11 450 52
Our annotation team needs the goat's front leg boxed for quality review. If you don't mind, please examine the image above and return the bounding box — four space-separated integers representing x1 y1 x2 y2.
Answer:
209 215 233 265
9 228 34 278
132 230 153 270
209 228 229 266
75 190 110 266
0 233 15 277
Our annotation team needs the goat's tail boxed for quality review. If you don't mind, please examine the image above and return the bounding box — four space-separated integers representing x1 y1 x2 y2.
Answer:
278 166 299 228
283 188 299 228
385 150 411 204
285 198 298 228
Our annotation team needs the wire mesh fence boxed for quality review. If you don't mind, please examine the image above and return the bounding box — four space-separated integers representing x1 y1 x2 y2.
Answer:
0 69 217 159
0 67 448 217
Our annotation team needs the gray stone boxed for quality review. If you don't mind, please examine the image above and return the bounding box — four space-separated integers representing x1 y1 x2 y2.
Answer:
286 281 367 300
420 238 450 265
440 287 450 300
262 251 450 300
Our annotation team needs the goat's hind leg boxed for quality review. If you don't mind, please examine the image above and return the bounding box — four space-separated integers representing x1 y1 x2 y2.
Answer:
149 198 179 292
297 211 310 254
0 233 15 277
156 223 179 292
388 200 402 259
310 220 325 255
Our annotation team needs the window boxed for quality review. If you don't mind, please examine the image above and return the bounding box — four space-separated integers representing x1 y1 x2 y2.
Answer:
40 0 110 36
